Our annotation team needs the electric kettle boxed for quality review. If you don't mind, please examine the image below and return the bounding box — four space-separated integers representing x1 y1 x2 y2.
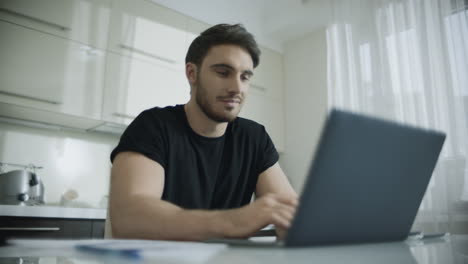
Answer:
0 169 45 205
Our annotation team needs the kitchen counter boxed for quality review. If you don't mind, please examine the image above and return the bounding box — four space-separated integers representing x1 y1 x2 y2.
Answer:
0 205 106 220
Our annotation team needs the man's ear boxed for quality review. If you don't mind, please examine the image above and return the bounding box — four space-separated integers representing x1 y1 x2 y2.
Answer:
186 63 198 85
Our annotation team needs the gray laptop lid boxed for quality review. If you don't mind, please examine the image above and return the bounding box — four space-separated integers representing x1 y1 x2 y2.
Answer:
285 109 446 247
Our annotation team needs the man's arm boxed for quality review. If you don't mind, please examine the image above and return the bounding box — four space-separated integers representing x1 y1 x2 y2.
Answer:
109 152 297 241
255 162 298 238
256 162 297 198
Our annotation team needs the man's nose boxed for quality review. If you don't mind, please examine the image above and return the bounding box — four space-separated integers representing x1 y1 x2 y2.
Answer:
227 76 245 94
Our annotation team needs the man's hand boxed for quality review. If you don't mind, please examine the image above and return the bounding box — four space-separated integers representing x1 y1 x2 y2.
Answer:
275 226 288 240
254 163 298 240
220 193 298 239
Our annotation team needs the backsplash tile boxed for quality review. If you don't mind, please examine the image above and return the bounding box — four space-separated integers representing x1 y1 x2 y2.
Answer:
0 122 119 208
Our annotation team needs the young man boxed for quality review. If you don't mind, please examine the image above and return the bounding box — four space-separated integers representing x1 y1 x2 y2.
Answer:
108 24 297 241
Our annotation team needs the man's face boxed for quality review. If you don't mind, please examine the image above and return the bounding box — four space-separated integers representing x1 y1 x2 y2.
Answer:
192 44 254 123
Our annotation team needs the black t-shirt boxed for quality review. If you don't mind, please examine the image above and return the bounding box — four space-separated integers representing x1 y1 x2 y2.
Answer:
110 105 279 210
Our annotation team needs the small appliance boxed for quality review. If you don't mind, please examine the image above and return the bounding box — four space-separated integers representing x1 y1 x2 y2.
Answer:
0 163 45 205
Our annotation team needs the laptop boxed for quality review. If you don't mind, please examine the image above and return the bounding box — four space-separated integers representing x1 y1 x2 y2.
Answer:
207 109 446 247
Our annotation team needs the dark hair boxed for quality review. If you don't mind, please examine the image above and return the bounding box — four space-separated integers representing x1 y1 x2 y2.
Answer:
185 23 261 68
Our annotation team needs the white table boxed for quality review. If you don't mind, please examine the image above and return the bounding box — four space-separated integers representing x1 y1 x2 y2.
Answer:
0 235 467 264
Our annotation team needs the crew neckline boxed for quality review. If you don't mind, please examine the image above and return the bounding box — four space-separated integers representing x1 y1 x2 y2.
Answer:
178 104 231 141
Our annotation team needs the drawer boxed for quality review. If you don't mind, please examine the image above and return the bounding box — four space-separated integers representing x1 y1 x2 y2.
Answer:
0 216 100 239
91 219 105 238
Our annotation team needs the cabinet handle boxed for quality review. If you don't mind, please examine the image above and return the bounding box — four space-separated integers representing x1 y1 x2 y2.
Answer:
119 44 177 64
0 91 62 105
251 84 267 93
113 112 136 119
0 8 70 31
0 227 60 231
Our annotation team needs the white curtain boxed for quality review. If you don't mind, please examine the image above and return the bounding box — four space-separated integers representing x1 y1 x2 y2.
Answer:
327 0 468 233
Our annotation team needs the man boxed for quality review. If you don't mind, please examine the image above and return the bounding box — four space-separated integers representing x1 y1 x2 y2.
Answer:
108 23 297 241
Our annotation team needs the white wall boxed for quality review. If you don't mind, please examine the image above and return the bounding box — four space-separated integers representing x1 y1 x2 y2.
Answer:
280 27 328 193
0 122 119 208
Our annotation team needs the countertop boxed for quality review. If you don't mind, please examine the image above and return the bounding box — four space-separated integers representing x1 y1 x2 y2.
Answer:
0 204 107 220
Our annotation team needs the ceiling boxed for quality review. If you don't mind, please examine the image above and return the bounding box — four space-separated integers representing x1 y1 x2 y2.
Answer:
150 0 332 52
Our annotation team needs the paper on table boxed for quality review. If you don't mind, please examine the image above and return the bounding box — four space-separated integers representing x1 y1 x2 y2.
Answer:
8 239 227 263
78 239 227 262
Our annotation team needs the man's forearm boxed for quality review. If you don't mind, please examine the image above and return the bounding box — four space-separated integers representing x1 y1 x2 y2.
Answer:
110 193 296 241
110 194 230 241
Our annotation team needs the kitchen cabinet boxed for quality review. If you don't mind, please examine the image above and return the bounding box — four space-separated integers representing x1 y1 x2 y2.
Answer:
91 220 105 238
102 51 190 124
0 0 286 148
0 0 111 49
102 0 193 124
0 205 106 239
0 20 106 129
0 216 105 239
107 0 187 69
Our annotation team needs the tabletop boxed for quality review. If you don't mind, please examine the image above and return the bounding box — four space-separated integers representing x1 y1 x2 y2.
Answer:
0 235 467 264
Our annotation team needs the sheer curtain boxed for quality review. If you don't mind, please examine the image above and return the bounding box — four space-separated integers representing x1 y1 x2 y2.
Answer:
326 0 468 233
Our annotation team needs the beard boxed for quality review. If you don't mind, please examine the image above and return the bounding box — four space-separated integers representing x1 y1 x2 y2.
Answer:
195 77 242 123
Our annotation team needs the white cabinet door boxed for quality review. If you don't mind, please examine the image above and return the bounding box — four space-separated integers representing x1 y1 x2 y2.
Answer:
103 52 190 125
0 0 111 49
103 0 193 125
0 21 105 122
0 22 63 104
108 0 187 70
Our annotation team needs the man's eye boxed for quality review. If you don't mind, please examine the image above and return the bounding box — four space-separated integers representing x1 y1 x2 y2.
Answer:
216 71 228 77
241 75 251 81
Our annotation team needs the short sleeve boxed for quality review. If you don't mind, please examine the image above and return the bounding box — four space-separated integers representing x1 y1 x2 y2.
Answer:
110 109 167 168
256 126 279 175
